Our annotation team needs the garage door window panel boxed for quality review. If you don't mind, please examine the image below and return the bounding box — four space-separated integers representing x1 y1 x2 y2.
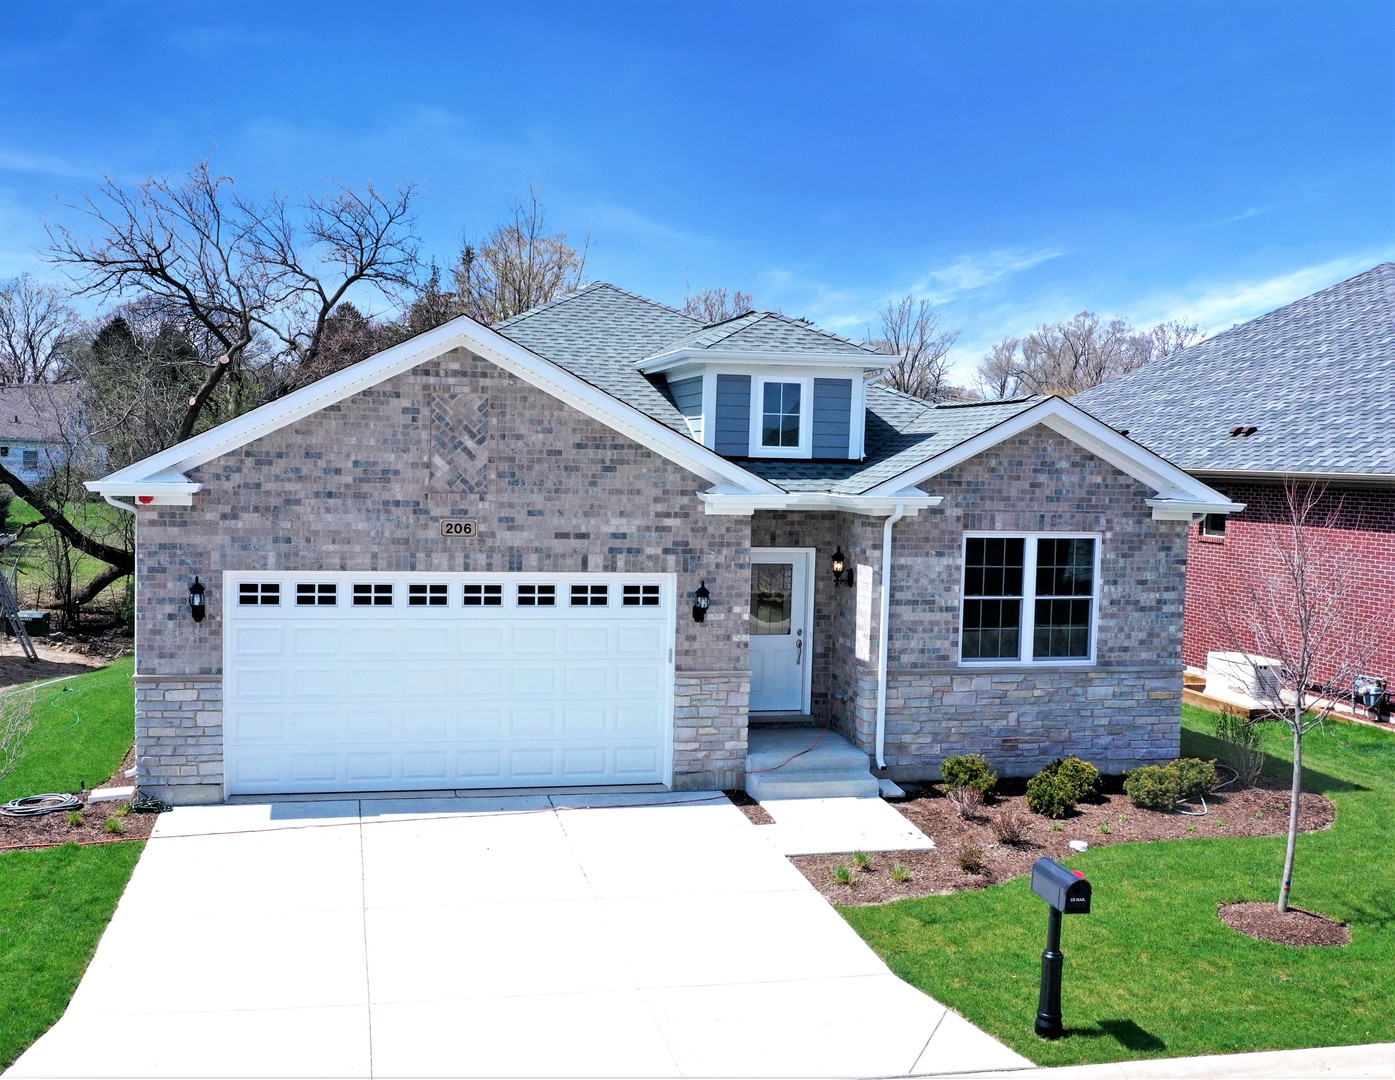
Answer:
517 584 557 607
463 583 503 606
239 583 281 606
353 583 394 606
296 583 338 606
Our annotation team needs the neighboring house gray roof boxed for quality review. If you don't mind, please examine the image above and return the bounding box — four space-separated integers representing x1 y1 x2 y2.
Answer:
492 283 1049 494
0 383 83 442
1075 263 1395 477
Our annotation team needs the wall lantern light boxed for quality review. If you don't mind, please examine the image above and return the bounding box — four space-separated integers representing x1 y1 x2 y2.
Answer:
189 576 207 623
692 580 711 623
830 547 855 588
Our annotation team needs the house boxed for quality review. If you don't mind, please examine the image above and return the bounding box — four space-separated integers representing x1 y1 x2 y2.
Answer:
0 383 85 487
1076 263 1395 700
89 283 1236 806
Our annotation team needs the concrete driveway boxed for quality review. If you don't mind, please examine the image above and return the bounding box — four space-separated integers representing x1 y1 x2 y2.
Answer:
8 792 1030 1078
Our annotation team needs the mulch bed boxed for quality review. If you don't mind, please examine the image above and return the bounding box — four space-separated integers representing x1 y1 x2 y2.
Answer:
0 747 157 853
788 773 1334 907
1219 901 1351 947
724 788 775 824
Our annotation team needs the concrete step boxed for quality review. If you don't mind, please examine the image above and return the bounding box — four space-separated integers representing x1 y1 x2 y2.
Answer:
744 726 880 801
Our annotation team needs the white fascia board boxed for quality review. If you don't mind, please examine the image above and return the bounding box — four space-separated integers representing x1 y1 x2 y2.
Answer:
88 313 780 497
1146 498 1248 521
638 347 894 375
1191 468 1395 486
862 397 1236 507
701 491 942 516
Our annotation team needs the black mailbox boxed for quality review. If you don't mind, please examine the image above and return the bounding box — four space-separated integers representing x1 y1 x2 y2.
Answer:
1031 857 1091 914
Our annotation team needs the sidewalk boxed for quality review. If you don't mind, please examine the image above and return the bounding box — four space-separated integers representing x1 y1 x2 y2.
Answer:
967 1041 1394 1079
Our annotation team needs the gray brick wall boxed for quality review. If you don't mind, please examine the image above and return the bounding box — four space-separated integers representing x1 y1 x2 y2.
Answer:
134 349 751 799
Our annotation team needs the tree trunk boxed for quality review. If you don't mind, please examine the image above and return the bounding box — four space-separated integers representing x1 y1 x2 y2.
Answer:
1278 721 1303 913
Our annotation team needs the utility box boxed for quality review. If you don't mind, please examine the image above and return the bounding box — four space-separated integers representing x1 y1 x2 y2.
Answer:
1031 858 1091 914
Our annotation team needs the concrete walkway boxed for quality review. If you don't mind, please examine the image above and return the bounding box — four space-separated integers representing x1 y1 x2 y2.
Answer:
7 791 1027 1078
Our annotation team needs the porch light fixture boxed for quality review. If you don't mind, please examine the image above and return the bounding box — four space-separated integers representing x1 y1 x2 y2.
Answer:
188 576 207 623
830 547 854 588
692 580 710 623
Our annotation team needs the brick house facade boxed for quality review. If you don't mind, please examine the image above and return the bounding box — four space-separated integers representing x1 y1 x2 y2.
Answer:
95 284 1232 804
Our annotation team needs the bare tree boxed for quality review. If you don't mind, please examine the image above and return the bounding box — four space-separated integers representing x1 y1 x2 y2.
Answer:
452 182 587 324
0 275 80 384
976 313 1202 398
1226 481 1375 913
683 287 754 323
866 295 961 400
48 160 422 442
0 686 38 789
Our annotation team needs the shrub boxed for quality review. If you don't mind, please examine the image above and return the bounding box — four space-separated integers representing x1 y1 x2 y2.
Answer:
956 843 987 874
831 864 854 886
946 784 984 819
1026 768 1076 818
852 850 873 871
103 817 125 835
1170 757 1218 799
890 864 912 883
67 809 83 827
991 808 1030 845
1215 715 1265 786
1054 756 1102 803
1124 764 1182 810
941 754 997 796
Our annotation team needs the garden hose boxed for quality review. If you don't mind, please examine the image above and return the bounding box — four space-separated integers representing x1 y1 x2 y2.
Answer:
1175 762 1240 816
0 793 83 817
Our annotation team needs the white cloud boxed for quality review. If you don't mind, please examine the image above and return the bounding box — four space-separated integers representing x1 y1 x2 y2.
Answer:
1197 205 1274 229
910 246 1067 302
0 149 93 180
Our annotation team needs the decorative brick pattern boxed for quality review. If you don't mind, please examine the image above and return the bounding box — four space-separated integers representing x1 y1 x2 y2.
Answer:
1184 481 1395 685
133 676 224 804
429 388 489 495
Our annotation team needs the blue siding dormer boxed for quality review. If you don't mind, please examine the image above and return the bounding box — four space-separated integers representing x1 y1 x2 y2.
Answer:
812 378 852 458
714 374 752 456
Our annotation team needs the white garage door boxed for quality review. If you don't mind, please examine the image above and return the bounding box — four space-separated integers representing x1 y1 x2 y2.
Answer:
223 572 675 796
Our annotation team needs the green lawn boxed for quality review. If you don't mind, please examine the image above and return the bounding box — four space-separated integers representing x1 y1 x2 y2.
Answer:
0 660 142 1069
1 655 137 802
3 497 131 612
842 707 1395 1066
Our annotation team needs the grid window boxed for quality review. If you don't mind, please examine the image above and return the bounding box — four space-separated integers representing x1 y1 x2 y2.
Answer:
517 584 556 607
462 583 503 606
760 381 802 448
961 535 1096 664
238 582 281 606
408 583 450 606
570 584 609 606
622 584 662 607
352 583 394 606
1200 513 1227 538
295 583 337 606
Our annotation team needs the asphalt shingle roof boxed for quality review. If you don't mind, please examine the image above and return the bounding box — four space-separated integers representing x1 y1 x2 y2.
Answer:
492 283 1046 494
1075 263 1395 476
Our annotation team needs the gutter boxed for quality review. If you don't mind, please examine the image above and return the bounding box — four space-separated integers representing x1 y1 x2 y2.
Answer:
874 502 907 771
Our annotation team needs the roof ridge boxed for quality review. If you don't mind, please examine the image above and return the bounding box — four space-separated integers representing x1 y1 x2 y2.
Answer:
492 282 703 332
932 394 1040 410
754 311 886 356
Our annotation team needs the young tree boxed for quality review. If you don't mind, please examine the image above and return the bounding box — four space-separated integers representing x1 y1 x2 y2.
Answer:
866 295 961 400
1227 481 1375 913
452 182 587 324
48 159 422 440
0 686 38 789
683 287 754 323
976 313 1202 398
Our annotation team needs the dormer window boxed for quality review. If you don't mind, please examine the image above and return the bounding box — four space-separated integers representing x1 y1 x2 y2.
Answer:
756 378 809 455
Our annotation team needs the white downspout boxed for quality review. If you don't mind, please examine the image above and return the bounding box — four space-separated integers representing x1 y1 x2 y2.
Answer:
102 495 136 515
874 502 907 770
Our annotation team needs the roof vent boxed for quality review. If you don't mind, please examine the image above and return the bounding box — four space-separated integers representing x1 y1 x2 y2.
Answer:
1228 425 1258 438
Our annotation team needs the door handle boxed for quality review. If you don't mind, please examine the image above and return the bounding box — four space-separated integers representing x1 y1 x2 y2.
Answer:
795 637 803 665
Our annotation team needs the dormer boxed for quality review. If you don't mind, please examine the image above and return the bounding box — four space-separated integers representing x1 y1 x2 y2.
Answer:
637 312 892 461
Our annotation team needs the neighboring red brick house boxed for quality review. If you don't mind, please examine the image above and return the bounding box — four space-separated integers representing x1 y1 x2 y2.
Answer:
1078 263 1395 697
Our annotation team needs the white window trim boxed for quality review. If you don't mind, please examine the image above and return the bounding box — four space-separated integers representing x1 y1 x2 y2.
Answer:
749 375 812 459
958 531 1101 667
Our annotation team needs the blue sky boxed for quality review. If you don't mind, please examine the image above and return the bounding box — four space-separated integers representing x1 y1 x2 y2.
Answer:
2 0 1392 383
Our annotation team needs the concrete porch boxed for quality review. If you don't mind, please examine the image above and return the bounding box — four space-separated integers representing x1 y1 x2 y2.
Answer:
744 726 880 800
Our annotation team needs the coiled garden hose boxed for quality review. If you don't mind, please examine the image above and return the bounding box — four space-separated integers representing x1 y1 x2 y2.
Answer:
0 793 83 817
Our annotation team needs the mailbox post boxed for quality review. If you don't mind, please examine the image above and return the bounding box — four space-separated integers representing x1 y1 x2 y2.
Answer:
1030 857 1091 1039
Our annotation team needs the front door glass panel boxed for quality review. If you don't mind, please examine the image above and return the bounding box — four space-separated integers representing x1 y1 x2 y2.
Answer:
751 563 793 635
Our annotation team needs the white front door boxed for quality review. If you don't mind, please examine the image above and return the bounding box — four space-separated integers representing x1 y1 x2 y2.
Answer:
748 549 813 713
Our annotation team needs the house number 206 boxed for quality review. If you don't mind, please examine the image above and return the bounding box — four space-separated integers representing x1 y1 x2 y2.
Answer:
440 519 478 538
